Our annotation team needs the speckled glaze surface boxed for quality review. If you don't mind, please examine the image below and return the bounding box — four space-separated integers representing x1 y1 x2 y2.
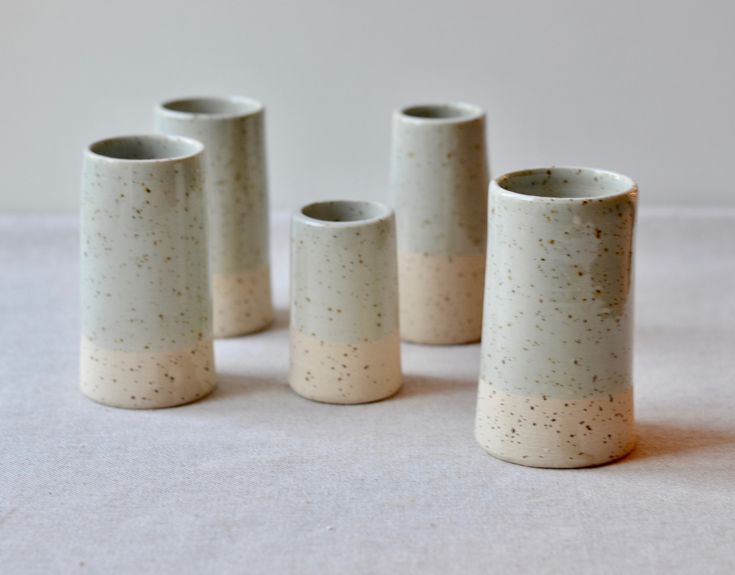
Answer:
290 201 402 404
155 96 273 337
390 103 489 344
475 167 638 468
80 135 215 409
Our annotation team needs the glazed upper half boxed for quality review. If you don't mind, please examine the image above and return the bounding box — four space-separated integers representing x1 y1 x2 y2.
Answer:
155 96 270 274
390 103 489 256
80 135 212 354
480 167 637 399
290 201 400 344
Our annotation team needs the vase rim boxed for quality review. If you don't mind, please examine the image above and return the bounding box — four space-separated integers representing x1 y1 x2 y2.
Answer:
493 166 637 202
294 200 393 228
157 95 264 119
86 134 204 164
397 102 484 124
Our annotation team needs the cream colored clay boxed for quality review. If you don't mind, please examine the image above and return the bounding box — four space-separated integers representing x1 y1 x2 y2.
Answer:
211 267 273 337
289 331 401 404
476 383 634 468
80 337 215 409
398 252 484 344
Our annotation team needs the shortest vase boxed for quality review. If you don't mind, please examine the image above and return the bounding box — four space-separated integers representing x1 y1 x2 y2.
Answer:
289 200 402 404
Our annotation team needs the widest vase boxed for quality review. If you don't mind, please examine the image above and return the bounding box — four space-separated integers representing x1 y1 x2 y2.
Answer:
390 102 489 344
475 167 637 467
289 200 402 404
80 135 215 408
155 96 273 337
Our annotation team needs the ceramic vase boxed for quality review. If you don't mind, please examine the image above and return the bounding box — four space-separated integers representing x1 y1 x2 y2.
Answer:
390 103 489 344
155 96 273 337
80 135 215 408
475 167 638 468
290 201 402 404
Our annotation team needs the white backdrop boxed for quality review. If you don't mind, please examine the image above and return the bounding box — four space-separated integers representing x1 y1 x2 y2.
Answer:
1 0 733 212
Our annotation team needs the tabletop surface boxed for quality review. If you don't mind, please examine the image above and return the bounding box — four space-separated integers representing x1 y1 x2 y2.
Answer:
1 208 734 574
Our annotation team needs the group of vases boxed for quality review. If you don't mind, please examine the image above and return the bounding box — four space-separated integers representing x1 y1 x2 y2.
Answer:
80 96 637 468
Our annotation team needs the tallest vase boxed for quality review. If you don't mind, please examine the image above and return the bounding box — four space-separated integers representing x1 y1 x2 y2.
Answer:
390 103 489 344
155 96 273 337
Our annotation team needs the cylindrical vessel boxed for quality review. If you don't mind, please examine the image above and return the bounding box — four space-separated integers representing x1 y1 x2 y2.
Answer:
290 201 402 404
390 103 489 344
80 135 215 408
475 167 638 468
155 96 273 337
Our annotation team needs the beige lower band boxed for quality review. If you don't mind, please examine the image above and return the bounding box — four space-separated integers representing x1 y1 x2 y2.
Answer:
475 382 635 468
398 251 484 345
211 267 274 338
80 337 216 409
290 330 402 404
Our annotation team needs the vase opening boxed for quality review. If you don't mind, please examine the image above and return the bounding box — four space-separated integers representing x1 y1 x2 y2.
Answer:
88 135 202 161
160 96 262 117
401 103 482 121
301 200 390 223
497 167 636 200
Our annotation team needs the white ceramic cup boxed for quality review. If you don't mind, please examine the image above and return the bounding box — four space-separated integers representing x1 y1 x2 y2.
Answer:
289 200 402 404
475 167 638 467
80 135 215 408
390 103 490 344
155 96 273 337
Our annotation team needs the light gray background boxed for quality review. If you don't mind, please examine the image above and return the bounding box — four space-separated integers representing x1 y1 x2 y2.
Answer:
1 0 734 212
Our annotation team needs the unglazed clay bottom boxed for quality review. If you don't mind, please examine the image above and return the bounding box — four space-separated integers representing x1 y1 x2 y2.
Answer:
80 337 215 409
398 252 484 344
475 382 635 468
290 330 402 404
211 267 274 337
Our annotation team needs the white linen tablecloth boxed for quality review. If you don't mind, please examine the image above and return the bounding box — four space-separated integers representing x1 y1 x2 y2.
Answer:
1 208 734 574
